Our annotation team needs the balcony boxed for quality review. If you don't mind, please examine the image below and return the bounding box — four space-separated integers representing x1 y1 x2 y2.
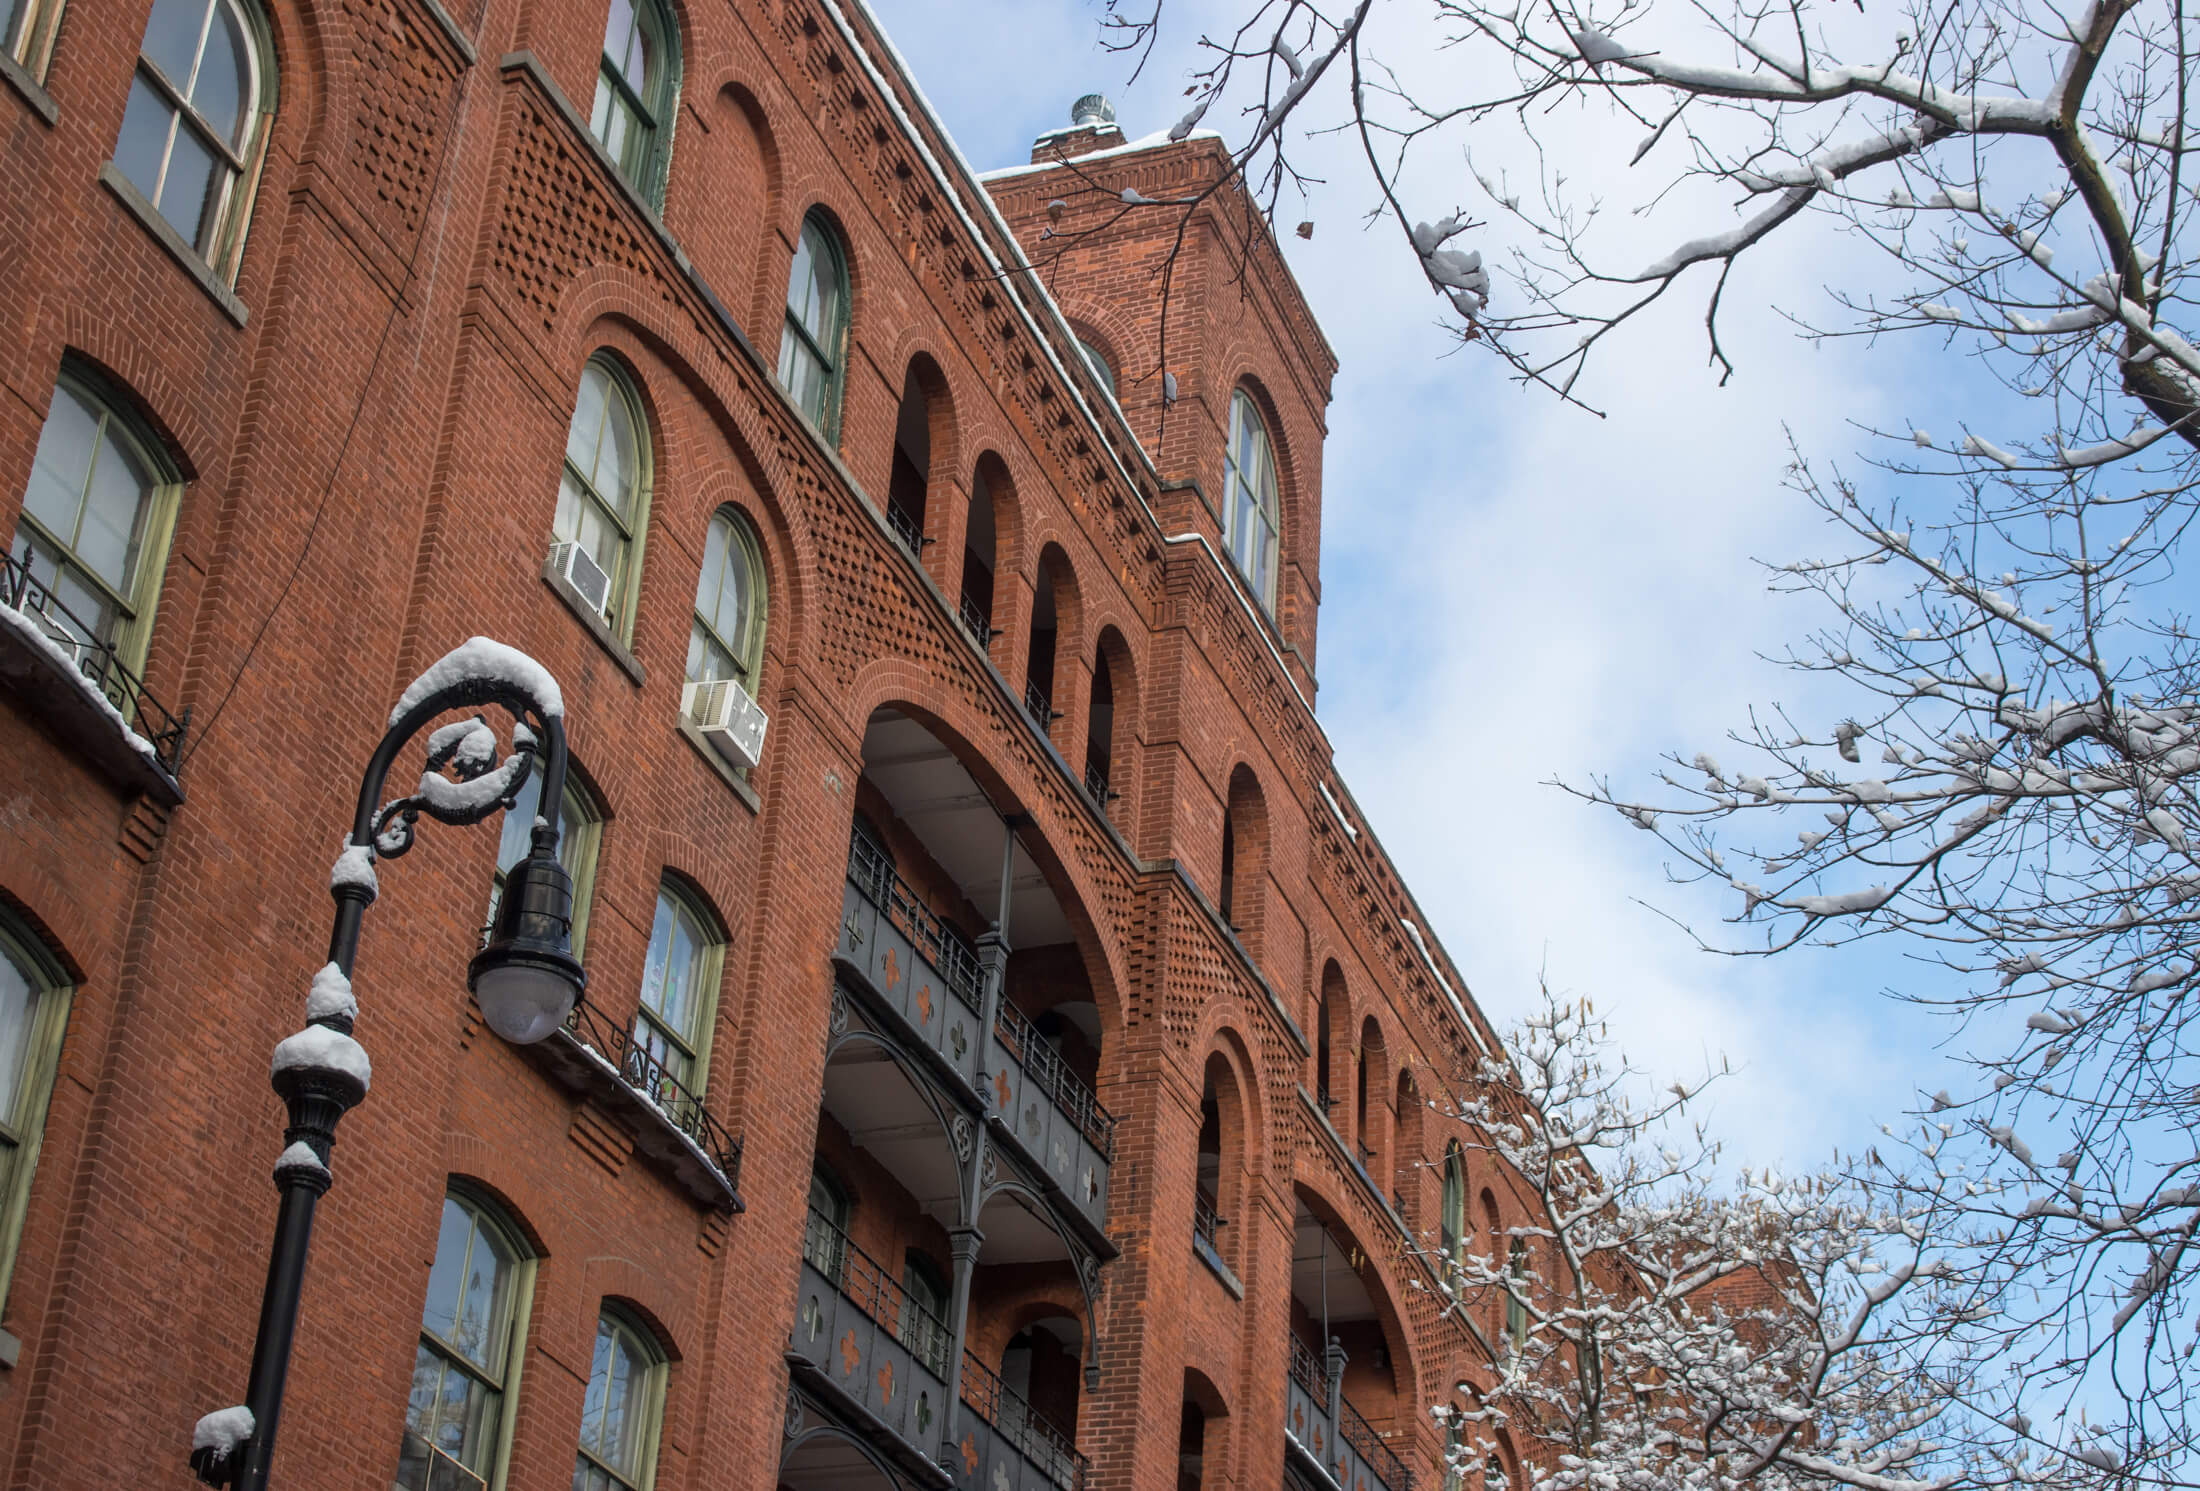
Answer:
958 590 992 646
886 498 926 557
1082 761 1112 817
520 997 743 1211
1286 1336 1413 1491
792 1210 1088 1490
837 831 1114 1234
1023 678 1052 731
957 1346 1088 1491
0 546 186 802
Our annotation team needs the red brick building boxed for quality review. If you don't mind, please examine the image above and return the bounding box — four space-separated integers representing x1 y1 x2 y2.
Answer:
0 0 1540 1486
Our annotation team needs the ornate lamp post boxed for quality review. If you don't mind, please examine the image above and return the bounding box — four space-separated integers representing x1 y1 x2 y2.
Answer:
188 637 587 1491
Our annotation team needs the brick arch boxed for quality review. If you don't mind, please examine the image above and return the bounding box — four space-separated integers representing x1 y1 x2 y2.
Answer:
1051 299 1145 391
1191 1019 1269 1179
1314 959 1350 1127
1290 1175 1422 1429
0 853 111 985
45 321 219 484
839 673 1132 1055
686 75 782 324
676 470 814 708
579 1256 698 1361
256 0 331 173
885 348 964 565
1084 622 1139 830
1225 373 1302 565
440 1133 556 1260
1222 763 1268 958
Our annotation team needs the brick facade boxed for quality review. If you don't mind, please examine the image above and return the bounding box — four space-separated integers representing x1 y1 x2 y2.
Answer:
0 0 1545 1487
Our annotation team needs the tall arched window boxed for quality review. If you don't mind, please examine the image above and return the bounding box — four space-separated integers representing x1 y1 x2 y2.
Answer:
590 0 678 205
0 916 72 1309
687 508 766 686
115 0 275 280
574 1308 665 1491
1505 1238 1530 1348
1221 390 1280 611
635 877 722 1102
779 213 848 438
395 1191 533 1491
1440 1143 1467 1273
11 366 180 677
556 354 651 640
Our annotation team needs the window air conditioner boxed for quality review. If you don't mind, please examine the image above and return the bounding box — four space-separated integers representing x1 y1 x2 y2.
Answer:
548 540 613 618
682 676 770 770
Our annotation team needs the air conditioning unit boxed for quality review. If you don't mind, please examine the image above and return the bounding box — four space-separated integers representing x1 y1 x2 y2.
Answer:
548 540 613 618
682 677 770 770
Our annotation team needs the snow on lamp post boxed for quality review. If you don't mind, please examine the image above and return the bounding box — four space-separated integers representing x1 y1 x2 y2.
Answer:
187 637 585 1491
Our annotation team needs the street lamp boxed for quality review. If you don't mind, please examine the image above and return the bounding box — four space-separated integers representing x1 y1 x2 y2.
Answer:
188 637 585 1491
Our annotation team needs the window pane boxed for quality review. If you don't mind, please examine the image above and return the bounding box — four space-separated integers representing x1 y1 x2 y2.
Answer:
785 230 816 319
598 393 639 518
566 363 610 472
140 0 207 86
0 940 41 1121
22 386 99 543
454 1214 517 1373
114 78 179 216
694 514 729 615
597 90 633 175
686 623 733 684
157 122 221 249
78 423 154 595
419 1197 474 1344
191 0 249 146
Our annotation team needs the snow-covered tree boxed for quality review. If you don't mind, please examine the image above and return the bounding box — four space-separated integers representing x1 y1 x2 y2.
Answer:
1063 0 2200 1476
1423 990 2179 1490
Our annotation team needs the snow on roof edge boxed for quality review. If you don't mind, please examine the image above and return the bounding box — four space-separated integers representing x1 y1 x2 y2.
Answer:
977 128 1228 181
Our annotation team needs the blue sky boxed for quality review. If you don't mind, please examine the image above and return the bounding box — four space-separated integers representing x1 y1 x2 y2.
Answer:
860 0 1980 1172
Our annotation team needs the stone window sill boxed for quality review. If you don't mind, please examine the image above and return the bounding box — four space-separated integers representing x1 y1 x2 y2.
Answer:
1 51 55 125
540 558 645 685
99 164 248 327
1194 1233 1244 1299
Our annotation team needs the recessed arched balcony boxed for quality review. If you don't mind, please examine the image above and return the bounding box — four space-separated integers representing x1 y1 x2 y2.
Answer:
1287 1197 1415 1491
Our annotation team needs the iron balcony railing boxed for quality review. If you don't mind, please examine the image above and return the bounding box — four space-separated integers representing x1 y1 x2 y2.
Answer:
1193 1190 1223 1250
1289 1335 1414 1491
803 1207 954 1380
847 830 986 1009
960 1345 1089 1491
886 499 925 556
845 831 1119 1163
1023 678 1052 729
1083 761 1111 813
566 998 743 1186
992 995 1117 1161
958 590 992 645
2 545 188 774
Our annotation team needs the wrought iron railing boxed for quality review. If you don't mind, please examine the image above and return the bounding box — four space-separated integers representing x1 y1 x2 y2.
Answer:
1024 678 1052 729
959 590 991 644
992 996 1117 1160
565 998 742 1185
1288 1335 1413 1491
1083 761 1111 813
1 545 187 774
845 831 986 1009
960 1346 1089 1491
1193 1190 1223 1250
886 499 925 555
804 1207 953 1379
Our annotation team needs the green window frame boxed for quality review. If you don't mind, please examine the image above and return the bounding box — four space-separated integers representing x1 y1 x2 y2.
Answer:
113 0 277 281
4 0 64 82
10 367 182 681
1505 1238 1529 1348
574 1308 665 1491
1439 1142 1466 1273
396 1190 536 1491
1221 389 1280 612
588 0 678 206
1074 336 1115 400
686 507 766 688
492 767 601 956
0 917 72 1312
778 213 848 440
633 878 722 1100
557 354 652 642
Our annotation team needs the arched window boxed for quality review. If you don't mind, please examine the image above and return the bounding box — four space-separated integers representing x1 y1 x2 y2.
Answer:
590 0 679 205
115 0 275 280
0 916 71 1309
1440 1143 1467 1272
5 0 63 83
574 1308 665 1491
687 508 766 687
1217 813 1234 925
11 366 180 677
804 1163 849 1279
493 767 602 954
1221 390 1280 611
635 878 722 1101
779 213 848 438
395 1191 533 1491
1074 337 1115 399
1505 1238 1530 1348
556 354 651 639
